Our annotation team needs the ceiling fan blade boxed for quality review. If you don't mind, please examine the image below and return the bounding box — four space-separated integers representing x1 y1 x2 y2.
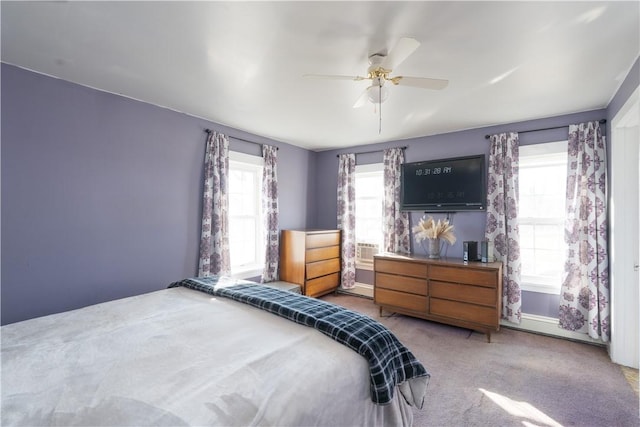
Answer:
303 74 367 81
352 88 370 108
380 37 420 70
391 76 449 90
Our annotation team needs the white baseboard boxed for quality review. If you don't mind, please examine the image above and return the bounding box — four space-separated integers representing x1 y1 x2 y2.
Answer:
501 313 604 346
354 282 373 289
338 282 373 298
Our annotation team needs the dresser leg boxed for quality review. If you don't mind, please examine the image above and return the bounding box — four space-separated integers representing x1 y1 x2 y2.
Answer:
486 332 491 343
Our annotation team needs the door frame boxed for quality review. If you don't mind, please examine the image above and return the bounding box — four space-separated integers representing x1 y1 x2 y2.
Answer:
609 86 639 368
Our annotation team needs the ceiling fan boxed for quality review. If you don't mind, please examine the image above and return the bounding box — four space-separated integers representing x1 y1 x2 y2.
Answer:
304 37 449 109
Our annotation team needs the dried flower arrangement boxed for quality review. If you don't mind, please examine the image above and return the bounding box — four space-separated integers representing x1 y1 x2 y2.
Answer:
412 215 457 245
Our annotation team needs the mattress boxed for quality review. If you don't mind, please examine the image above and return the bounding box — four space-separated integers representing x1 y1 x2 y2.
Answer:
1 286 420 426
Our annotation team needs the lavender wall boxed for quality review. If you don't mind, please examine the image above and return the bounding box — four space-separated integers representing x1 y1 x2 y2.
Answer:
3 56 636 325
1 64 313 325
314 109 607 246
314 110 608 318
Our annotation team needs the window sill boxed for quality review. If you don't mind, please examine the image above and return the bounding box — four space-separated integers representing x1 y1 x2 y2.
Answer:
521 282 561 295
356 262 374 271
231 265 264 280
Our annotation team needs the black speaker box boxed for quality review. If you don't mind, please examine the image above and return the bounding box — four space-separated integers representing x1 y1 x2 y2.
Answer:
481 240 494 263
463 241 478 262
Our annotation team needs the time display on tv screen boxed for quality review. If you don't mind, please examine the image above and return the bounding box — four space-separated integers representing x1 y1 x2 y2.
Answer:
401 155 485 211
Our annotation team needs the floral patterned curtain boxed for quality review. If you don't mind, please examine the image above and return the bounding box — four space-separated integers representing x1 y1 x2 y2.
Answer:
485 132 522 324
383 148 410 253
559 121 609 341
261 144 279 283
198 130 231 276
337 153 356 290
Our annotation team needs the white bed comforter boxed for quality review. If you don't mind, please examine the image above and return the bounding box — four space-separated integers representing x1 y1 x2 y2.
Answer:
1 287 414 426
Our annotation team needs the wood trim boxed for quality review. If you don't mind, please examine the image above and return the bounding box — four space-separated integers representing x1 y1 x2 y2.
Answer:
306 245 339 263
430 298 497 326
280 230 306 284
430 281 496 307
429 265 498 287
375 288 428 313
306 272 340 298
306 258 340 280
376 272 427 296
375 258 428 278
306 232 340 248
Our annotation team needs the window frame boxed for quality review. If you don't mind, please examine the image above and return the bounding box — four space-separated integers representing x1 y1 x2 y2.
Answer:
518 140 568 295
354 163 384 270
228 150 264 279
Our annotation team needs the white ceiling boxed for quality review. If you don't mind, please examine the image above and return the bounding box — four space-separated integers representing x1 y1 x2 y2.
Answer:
2 1 638 151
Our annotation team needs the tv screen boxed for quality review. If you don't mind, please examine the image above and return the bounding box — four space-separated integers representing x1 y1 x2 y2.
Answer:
401 154 486 212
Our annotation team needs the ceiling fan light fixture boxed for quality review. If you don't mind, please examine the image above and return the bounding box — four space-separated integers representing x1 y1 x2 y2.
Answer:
367 85 389 104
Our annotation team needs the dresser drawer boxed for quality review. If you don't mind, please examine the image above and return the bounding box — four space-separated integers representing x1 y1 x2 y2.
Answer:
430 298 497 326
376 272 427 296
375 259 427 278
306 272 339 297
306 258 340 279
306 232 340 248
430 265 497 288
430 281 496 306
306 245 339 263
375 288 427 313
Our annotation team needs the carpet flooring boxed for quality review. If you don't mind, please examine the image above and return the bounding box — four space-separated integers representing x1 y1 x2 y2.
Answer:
321 293 639 427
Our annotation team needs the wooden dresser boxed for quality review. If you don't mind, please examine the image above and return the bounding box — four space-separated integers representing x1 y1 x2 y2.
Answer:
374 252 503 342
280 229 341 298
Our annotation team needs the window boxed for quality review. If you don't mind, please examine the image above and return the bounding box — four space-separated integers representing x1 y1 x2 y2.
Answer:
518 141 567 294
228 151 264 278
354 163 384 268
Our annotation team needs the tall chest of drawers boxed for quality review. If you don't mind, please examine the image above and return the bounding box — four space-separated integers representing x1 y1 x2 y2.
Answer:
280 229 341 298
374 253 503 342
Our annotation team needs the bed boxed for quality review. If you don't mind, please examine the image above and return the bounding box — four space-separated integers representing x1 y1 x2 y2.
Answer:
1 276 429 426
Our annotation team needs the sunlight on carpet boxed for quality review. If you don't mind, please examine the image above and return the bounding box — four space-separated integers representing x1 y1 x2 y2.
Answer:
479 388 562 427
621 366 639 396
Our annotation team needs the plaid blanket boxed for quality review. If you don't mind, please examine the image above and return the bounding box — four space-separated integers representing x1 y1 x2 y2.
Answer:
169 276 429 407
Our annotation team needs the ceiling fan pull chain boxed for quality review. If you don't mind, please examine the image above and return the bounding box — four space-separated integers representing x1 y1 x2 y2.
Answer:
379 82 383 134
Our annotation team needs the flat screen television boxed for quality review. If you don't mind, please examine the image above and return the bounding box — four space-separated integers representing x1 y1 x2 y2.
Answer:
401 154 486 212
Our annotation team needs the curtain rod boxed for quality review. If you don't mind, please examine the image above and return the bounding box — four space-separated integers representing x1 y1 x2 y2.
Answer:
204 129 278 150
336 146 407 158
484 119 606 139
